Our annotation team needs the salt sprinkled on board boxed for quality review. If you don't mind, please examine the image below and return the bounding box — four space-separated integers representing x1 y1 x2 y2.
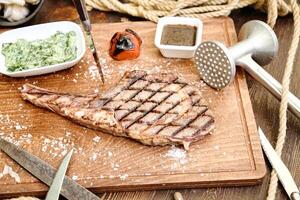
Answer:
0 132 32 146
166 146 188 165
90 153 97 161
107 151 113 157
72 175 78 180
119 174 128 181
112 163 119 171
0 114 29 131
40 136 75 158
65 131 72 137
92 136 101 143
0 165 20 183
88 65 100 80
109 175 114 179
15 125 22 130
19 134 32 144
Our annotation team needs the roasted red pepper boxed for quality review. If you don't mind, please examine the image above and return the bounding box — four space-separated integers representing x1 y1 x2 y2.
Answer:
109 29 142 61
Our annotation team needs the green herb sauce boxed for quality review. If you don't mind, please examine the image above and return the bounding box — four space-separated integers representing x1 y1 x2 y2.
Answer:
1 31 77 72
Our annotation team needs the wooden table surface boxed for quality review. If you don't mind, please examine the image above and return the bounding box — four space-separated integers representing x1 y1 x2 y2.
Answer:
2 1 300 200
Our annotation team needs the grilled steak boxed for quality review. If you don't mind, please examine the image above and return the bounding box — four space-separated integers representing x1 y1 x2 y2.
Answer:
20 70 214 149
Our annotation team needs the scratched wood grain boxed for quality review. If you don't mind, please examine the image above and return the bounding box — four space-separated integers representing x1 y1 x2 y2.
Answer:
0 18 266 198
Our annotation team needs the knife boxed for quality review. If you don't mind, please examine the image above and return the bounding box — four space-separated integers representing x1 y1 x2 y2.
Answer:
45 149 73 200
72 0 105 83
0 138 100 200
259 128 300 200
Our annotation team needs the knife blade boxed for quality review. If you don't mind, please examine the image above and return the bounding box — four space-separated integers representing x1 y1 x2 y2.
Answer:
259 128 300 200
45 149 73 200
0 138 100 200
72 0 105 83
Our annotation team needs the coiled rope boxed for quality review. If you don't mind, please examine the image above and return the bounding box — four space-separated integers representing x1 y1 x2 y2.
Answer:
85 0 293 22
85 1 299 200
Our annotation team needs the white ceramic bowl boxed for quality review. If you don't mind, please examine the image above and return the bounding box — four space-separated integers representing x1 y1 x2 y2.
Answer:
0 21 86 77
154 17 203 58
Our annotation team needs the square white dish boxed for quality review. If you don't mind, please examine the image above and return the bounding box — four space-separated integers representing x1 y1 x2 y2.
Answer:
0 21 86 77
154 17 203 58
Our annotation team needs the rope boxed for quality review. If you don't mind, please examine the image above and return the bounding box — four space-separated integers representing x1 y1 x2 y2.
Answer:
267 0 300 199
85 0 293 21
85 1 300 200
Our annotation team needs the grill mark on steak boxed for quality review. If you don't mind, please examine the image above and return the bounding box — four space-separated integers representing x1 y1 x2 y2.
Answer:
120 82 183 129
144 98 208 138
157 105 207 137
97 72 193 132
96 71 147 108
20 70 215 150
124 91 175 129
171 106 208 136
191 115 215 136
117 84 191 131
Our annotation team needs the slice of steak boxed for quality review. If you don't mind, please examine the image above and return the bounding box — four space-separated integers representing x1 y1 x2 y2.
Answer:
20 84 124 136
20 70 214 149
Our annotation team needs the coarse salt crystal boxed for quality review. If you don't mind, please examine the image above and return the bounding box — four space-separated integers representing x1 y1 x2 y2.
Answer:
66 132 72 137
61 149 68 156
93 136 101 143
15 125 22 130
88 65 99 80
42 146 47 152
166 146 188 165
0 165 20 183
44 138 50 143
166 146 186 160
91 153 97 161
119 174 128 181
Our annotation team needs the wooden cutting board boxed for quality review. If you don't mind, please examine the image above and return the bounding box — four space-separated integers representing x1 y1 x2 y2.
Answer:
0 17 266 198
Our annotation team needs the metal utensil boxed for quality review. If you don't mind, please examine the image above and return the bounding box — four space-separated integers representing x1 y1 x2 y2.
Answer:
259 128 300 200
45 149 73 200
0 138 100 200
194 20 300 119
72 0 105 83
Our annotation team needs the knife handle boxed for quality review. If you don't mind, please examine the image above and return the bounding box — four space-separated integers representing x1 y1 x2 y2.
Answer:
72 0 91 31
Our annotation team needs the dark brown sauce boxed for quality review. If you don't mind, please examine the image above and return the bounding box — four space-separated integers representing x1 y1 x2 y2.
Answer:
160 24 197 46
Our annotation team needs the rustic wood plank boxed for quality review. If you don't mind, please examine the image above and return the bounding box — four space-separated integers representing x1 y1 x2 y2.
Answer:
1 0 300 199
0 18 266 198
